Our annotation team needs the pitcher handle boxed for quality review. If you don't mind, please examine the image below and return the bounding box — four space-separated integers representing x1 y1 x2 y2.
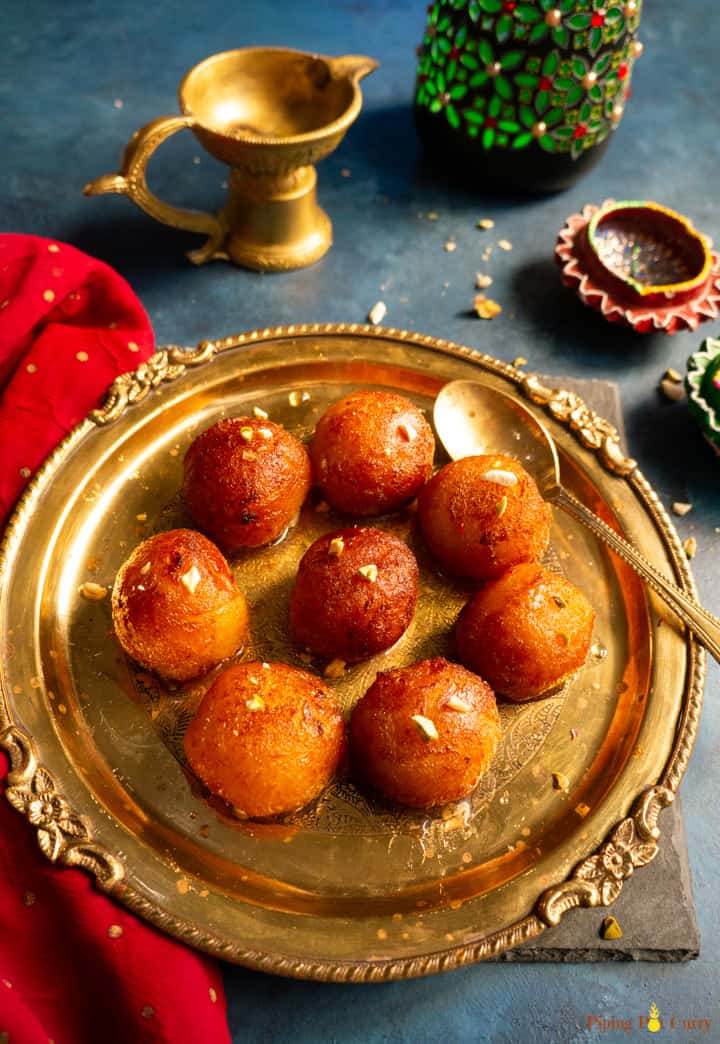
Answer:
83 115 228 265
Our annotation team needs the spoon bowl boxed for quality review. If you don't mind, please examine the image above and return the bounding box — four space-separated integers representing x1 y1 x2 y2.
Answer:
433 379 720 664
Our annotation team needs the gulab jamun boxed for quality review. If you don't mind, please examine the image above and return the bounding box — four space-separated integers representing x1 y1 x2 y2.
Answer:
289 527 418 663
183 661 346 818
310 390 435 515
111 528 248 682
349 657 500 809
455 562 595 701
183 416 311 551
417 454 551 580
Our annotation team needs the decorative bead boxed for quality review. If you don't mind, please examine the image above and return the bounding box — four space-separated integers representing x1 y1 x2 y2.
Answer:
487 62 502 78
532 121 547 138
590 10 606 27
611 103 624 121
440 91 451 105
582 71 598 88
545 8 562 26
618 63 629 80
573 123 588 139
632 39 644 58
539 75 553 91
624 0 637 15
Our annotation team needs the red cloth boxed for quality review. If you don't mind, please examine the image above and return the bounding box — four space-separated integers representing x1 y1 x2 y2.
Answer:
0 236 230 1044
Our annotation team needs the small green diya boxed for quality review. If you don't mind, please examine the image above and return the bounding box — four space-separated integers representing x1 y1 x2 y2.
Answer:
686 336 720 454
556 199 720 333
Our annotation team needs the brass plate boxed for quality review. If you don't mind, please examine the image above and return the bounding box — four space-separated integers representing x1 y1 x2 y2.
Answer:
0 325 704 980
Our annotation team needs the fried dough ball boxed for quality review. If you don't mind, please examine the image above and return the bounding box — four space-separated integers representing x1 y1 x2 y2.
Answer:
289 527 418 663
455 563 595 702
183 662 346 818
349 657 500 809
417 454 551 580
310 390 435 516
183 416 311 551
111 529 248 682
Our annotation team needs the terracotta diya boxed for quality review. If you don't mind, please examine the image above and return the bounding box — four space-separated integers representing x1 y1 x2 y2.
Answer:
556 199 720 334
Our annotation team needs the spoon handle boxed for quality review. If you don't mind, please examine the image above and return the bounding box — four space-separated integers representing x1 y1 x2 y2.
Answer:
547 484 720 663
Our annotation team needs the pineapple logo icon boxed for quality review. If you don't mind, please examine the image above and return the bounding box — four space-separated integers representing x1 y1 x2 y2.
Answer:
647 1003 662 1033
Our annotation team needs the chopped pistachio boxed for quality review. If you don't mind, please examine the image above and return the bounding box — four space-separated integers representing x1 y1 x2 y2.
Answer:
600 915 623 940
446 695 472 713
79 581 107 601
664 367 683 383
252 406 269 419
398 421 417 442
323 658 346 679
475 272 493 289
473 294 502 319
179 565 201 594
660 378 685 402
683 536 697 559
368 300 387 325
246 694 265 712
412 714 439 741
481 468 518 487
328 536 345 557
552 771 570 793
513 356 528 367
496 495 508 518
477 218 495 230
239 425 254 442
672 501 693 517
358 564 378 582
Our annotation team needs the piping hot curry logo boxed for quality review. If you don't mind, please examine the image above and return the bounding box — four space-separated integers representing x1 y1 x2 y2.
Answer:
586 1002 713 1035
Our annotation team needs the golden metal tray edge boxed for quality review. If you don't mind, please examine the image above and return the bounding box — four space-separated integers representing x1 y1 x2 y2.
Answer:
0 323 705 981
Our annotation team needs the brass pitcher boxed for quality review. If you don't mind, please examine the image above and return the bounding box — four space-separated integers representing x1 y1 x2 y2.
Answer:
84 48 378 271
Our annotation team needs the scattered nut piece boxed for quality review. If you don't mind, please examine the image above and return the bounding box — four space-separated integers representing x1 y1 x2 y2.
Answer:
513 356 528 367
108 924 123 939
427 211 439 221
368 300 387 325
552 595 567 608
498 239 512 251
398 421 417 441
179 565 201 594
411 714 439 741
551 771 570 793
473 294 502 319
683 536 697 559
239 425 254 441
496 495 508 518
660 378 685 402
475 272 493 289
246 695 265 712
444 240 457 253
446 695 472 713
600 915 623 940
79 581 107 601
242 450 258 461
664 367 683 383
477 218 495 230
323 658 346 679
258 427 273 440
481 468 518 487
672 501 693 517
252 406 269 419
328 536 345 557
357 564 378 582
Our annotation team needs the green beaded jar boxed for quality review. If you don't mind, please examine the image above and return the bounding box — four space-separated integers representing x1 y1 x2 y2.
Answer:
414 0 643 192
686 337 720 455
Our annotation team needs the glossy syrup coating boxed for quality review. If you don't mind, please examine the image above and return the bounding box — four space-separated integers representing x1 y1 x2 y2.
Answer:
309 390 435 515
349 657 500 809
183 662 346 818
289 527 419 663
455 562 596 702
183 416 312 551
417 453 551 580
111 529 248 682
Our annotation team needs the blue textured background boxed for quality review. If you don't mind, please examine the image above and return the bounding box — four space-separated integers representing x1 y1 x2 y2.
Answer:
5 1 719 1040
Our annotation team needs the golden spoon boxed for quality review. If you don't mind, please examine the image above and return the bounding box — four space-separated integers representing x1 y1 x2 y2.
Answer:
433 379 720 663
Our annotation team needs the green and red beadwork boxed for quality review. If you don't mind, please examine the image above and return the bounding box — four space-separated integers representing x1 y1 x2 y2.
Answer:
415 0 643 161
